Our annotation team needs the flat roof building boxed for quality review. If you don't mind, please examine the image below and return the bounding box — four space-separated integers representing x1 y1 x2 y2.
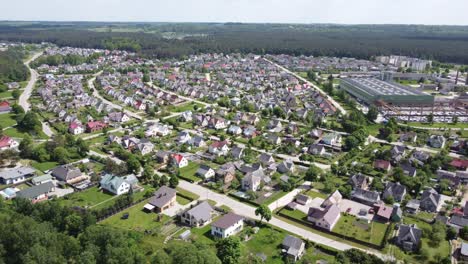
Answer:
341 77 434 106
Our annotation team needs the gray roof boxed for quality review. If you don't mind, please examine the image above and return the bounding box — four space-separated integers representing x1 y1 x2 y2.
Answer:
197 165 213 176
51 165 82 182
351 188 380 203
0 167 35 180
282 235 304 257
461 243 468 256
449 215 468 228
383 182 406 201
211 212 243 229
31 174 53 184
185 201 213 222
16 182 54 199
149 186 176 208
398 224 422 245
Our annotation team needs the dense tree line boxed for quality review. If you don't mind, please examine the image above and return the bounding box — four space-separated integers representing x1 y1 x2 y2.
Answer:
0 47 29 85
2 23 468 63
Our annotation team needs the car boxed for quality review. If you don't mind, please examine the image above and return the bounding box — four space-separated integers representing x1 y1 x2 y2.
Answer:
346 208 352 213
121 213 129 220
368 208 375 214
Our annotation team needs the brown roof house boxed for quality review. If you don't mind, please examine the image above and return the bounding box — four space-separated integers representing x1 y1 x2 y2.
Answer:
144 186 177 213
211 212 244 238
51 165 83 184
307 204 341 231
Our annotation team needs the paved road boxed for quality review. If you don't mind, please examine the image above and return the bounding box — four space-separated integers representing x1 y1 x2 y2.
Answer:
268 181 311 211
178 180 388 260
88 73 143 121
88 150 125 165
249 146 331 170
19 51 55 137
263 57 347 115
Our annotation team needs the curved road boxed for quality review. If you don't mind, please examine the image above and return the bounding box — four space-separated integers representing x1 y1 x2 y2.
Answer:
19 51 55 137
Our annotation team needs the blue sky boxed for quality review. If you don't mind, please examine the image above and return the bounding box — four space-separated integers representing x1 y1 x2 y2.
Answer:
2 0 468 25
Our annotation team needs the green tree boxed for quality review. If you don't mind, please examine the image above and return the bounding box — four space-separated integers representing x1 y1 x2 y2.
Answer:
255 205 272 223
216 237 241 264
142 165 154 183
126 155 141 174
53 147 70 164
366 106 379 122
169 175 179 188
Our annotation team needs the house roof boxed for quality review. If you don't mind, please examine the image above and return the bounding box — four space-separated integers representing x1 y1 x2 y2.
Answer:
461 243 468 256
0 167 35 180
308 204 341 224
16 182 54 199
421 188 440 208
398 224 422 244
185 201 213 222
149 186 176 208
51 165 82 182
31 174 53 184
449 215 468 228
377 204 393 220
383 182 406 200
351 188 380 203
282 235 304 257
211 212 243 229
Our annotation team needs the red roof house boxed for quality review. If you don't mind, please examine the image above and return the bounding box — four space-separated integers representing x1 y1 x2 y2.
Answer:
86 121 107 133
374 160 392 172
450 159 468 171
0 101 11 113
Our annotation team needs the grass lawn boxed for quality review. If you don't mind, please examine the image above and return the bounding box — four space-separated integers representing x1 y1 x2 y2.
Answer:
0 113 17 127
60 186 115 208
178 162 201 182
100 199 171 233
167 102 203 113
0 91 13 99
176 194 192 205
31 161 59 173
3 127 48 139
176 187 200 201
305 189 328 199
261 190 288 206
279 208 308 220
333 214 388 246
244 227 285 264
190 217 217 245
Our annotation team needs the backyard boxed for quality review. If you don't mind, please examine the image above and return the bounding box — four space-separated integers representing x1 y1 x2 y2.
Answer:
332 214 388 246
178 162 201 182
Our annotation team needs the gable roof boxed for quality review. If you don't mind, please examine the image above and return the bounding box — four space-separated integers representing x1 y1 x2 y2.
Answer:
16 182 55 199
0 167 35 180
185 201 213 222
149 186 176 208
211 212 243 229
282 235 304 257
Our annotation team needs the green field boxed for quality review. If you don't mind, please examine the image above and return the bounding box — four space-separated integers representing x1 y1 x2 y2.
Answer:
0 113 17 127
100 199 171 233
166 102 204 113
305 189 328 199
405 122 468 129
31 161 59 173
333 214 388 246
176 195 192 205
60 186 115 208
244 227 287 264
176 187 200 201
0 91 13 99
178 162 201 182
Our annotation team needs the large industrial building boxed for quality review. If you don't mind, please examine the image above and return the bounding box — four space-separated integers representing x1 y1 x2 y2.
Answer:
340 77 434 106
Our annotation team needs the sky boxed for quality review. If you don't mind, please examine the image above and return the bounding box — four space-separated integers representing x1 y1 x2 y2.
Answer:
2 0 468 25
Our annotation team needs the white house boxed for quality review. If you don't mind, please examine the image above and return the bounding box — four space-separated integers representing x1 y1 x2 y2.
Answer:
172 154 189 168
196 165 215 180
211 213 244 238
0 136 19 150
100 174 131 195
145 123 171 137
209 140 230 156
68 122 84 135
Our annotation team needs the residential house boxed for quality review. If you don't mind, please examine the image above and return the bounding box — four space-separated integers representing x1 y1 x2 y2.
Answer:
428 135 446 148
196 165 215 181
181 201 214 227
277 160 296 174
86 121 107 133
307 204 341 231
227 125 242 135
459 243 468 261
100 174 139 195
230 146 244 160
209 117 227 130
420 188 440 212
190 136 206 147
405 199 421 214
0 101 12 113
51 165 83 183
0 167 36 185
267 134 282 145
171 154 188 168
396 224 422 252
349 173 370 190
450 159 468 171
295 194 310 205
216 163 236 189
108 112 130 123
382 182 407 202
16 182 55 203
375 204 393 222
259 153 275 166
180 110 193 122
177 131 192 144
321 133 342 146
31 174 53 186
374 160 392 172
282 235 305 262
308 144 326 156
321 190 342 208
351 188 381 206
399 132 417 143
144 186 177 213
390 145 406 163
68 122 84 135
145 123 171 137
211 213 244 238
400 163 417 177
156 150 171 164
209 140 230 156
0 135 19 150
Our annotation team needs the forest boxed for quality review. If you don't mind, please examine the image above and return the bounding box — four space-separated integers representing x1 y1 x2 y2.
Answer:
1 22 468 63
0 47 29 85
